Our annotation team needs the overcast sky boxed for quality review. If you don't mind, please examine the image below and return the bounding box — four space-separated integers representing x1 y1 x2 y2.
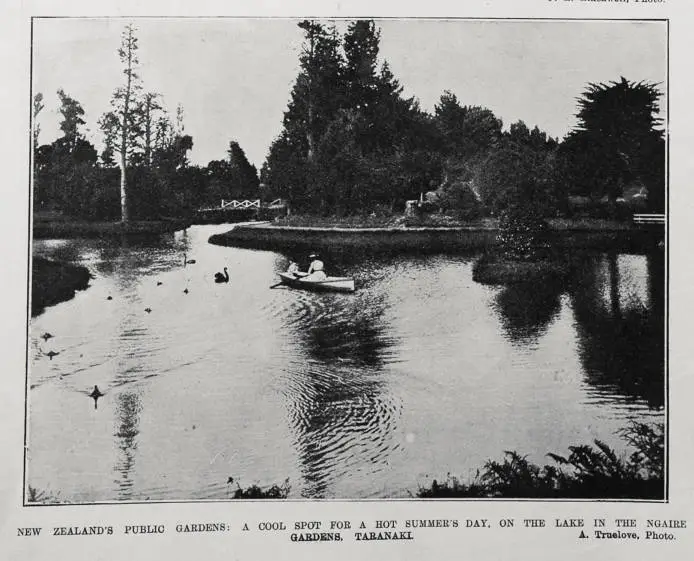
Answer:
33 18 667 168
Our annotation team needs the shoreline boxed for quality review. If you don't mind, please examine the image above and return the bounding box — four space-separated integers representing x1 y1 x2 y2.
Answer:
31 257 92 316
33 218 191 239
209 220 662 254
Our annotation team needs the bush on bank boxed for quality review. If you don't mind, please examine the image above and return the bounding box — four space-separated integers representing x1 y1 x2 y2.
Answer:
230 478 291 499
32 257 92 316
418 422 664 499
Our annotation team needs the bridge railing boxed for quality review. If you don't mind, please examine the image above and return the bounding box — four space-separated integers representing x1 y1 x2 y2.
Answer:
633 213 665 225
198 199 287 213
221 199 261 209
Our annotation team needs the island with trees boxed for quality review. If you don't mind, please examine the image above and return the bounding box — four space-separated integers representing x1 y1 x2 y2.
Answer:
210 20 664 276
33 20 665 297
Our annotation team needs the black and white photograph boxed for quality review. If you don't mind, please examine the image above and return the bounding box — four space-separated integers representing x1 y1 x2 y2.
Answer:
25 17 666 504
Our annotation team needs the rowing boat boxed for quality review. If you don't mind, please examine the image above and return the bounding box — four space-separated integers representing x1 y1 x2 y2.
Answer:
278 272 355 293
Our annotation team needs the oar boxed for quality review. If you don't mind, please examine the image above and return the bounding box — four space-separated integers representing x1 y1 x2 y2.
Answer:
269 281 284 289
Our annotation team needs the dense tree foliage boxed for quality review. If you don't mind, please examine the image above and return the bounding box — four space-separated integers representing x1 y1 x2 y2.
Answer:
560 77 664 211
264 19 444 214
262 23 665 221
34 90 101 217
33 22 664 225
34 25 260 222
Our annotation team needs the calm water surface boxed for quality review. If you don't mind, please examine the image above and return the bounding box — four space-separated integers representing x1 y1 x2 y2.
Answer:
27 224 665 501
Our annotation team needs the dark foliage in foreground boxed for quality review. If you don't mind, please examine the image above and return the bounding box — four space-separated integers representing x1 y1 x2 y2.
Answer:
26 485 61 504
418 422 664 499
230 478 291 499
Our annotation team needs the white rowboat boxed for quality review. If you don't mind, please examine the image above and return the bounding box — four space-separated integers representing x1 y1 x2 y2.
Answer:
278 272 355 293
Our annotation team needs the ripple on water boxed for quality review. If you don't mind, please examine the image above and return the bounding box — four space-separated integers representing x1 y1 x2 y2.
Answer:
27 233 664 501
276 351 402 497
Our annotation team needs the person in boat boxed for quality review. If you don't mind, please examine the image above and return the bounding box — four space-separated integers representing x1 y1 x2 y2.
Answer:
286 259 300 276
305 253 326 281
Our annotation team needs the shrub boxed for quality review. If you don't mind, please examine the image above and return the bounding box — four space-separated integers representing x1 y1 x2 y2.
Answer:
230 478 291 499
418 422 664 499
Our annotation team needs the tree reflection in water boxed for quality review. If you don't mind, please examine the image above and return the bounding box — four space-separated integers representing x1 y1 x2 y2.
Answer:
492 279 563 346
568 251 664 409
113 390 142 500
493 252 665 408
486 250 664 408
101 236 148 500
93 233 187 281
282 292 400 498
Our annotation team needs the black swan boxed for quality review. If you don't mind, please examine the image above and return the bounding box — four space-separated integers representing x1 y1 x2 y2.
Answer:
46 351 59 360
183 288 189 294
41 332 53 341
214 267 230 283
184 253 196 266
144 307 152 313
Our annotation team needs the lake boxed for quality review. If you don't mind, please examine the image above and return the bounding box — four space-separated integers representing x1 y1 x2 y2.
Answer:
27 224 665 501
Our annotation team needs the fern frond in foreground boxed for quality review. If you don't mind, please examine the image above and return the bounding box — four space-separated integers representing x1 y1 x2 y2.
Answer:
418 422 664 499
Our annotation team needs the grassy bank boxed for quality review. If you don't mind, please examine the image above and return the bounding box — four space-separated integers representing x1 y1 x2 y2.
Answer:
275 213 494 229
210 224 497 254
275 214 636 231
209 220 658 255
32 257 92 316
418 422 664 499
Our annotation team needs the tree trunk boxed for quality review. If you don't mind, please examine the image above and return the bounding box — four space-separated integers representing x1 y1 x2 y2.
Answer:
307 115 315 162
144 97 152 166
120 27 133 223
306 30 315 163
120 155 129 222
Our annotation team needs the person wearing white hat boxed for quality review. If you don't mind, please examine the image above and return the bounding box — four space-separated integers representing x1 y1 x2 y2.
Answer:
306 252 326 281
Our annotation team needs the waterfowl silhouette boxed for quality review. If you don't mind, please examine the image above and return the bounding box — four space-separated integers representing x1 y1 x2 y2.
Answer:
144 307 152 313
214 267 230 283
183 288 189 294
89 385 104 409
46 350 59 360
184 253 196 266
41 332 53 341
157 281 163 286
106 296 113 300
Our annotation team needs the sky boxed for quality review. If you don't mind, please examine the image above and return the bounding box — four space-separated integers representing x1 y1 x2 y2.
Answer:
32 18 667 169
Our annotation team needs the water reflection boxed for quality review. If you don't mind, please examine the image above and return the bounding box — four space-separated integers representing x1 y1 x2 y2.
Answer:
303 300 394 369
114 391 142 500
568 252 664 408
92 234 190 281
486 251 664 408
492 280 562 346
279 285 401 498
28 227 665 501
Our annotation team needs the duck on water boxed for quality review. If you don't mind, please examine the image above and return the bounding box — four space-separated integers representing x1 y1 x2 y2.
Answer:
90 385 104 409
